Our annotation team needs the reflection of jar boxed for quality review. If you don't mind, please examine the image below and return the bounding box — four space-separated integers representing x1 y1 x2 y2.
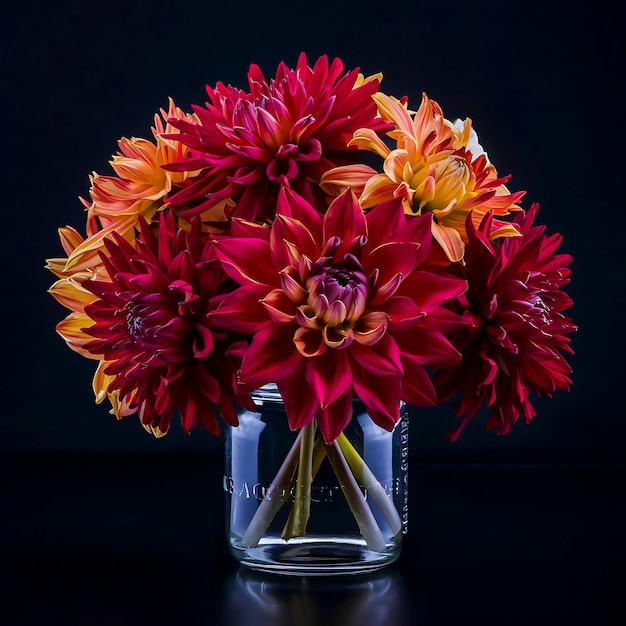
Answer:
223 566 412 626
224 384 409 575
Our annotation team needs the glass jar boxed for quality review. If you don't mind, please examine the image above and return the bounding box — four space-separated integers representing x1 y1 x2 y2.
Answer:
224 384 409 575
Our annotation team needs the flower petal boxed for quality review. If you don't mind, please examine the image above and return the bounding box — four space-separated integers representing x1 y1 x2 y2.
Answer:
240 325 302 386
278 369 319 431
316 390 354 443
349 333 403 375
305 349 352 408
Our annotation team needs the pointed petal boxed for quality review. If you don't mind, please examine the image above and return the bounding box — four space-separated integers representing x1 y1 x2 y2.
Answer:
210 283 272 333
277 187 323 239
305 349 352 408
396 271 467 313
261 288 297 323
359 174 398 208
348 127 391 157
278 370 319 431
239 326 302 386
400 359 437 406
351 361 401 430
381 296 425 330
349 333 403 375
316 391 354 443
319 164 378 197
212 237 277 286
431 222 465 263
395 326 461 368
323 190 366 252
363 197 405 244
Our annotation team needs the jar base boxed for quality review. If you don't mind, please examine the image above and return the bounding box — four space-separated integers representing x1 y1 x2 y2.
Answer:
230 535 400 576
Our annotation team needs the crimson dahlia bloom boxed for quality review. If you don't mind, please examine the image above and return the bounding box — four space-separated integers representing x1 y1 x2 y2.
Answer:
164 53 389 225
433 205 577 440
82 214 254 436
211 189 467 443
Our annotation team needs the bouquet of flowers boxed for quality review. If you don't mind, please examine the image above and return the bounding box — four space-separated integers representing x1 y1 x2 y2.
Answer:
46 53 576 551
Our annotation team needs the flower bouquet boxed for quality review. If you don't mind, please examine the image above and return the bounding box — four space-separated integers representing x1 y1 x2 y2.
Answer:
46 53 576 573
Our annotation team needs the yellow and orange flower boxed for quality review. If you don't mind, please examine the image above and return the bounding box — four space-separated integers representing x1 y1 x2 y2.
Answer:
46 225 105 356
321 92 525 263
62 98 203 275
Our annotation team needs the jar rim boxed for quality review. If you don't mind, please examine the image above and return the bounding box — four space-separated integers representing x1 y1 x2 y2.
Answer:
249 383 399 413
250 383 282 405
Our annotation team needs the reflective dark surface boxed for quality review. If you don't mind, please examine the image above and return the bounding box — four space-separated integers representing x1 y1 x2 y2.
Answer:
2 455 624 625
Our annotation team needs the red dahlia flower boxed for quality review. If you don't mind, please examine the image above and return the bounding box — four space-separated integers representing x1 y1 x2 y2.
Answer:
433 205 577 440
82 214 254 437
211 189 467 443
164 53 389 225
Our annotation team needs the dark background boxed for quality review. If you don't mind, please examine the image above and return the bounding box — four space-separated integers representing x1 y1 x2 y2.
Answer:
2 1 624 625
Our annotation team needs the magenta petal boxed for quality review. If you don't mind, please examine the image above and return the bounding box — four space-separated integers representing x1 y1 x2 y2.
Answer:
277 187 323 238
271 214 319 268
382 296 425 330
261 289 297 323
294 327 326 356
349 333 403 376
192 324 214 359
401 213 433 266
305 349 352 408
351 363 401 430
297 138 323 161
240 325 302 386
278 370 319 431
227 164 266 185
316 391 354 443
323 190 366 253
232 180 269 221
364 242 419 294
396 326 461 368
400 359 437 406
210 284 271 333
230 217 271 241
396 271 467 313
362 197 405 244
213 237 277 286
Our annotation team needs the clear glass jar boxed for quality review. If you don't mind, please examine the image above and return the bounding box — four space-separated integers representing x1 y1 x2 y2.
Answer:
224 384 409 575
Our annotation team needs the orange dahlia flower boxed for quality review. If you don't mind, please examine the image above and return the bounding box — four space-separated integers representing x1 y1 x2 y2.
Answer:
63 98 201 274
321 92 525 263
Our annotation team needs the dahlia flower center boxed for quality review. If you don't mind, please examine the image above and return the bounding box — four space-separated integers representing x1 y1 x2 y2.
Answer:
306 256 369 326
430 155 471 208
412 154 472 213
117 278 208 361
125 302 150 339
230 95 323 183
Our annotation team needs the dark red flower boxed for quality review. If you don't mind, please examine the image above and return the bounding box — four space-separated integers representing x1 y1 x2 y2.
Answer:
210 188 467 443
433 204 577 440
82 213 254 436
163 53 389 224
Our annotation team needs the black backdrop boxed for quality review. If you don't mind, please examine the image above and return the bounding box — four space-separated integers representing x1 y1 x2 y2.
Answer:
2 0 621 463
2 2 625 625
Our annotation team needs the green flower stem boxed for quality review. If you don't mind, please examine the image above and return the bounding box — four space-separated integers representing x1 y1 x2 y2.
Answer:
336 432 403 537
241 429 303 548
323 440 386 551
281 420 316 539
311 434 326 476
281 433 326 536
